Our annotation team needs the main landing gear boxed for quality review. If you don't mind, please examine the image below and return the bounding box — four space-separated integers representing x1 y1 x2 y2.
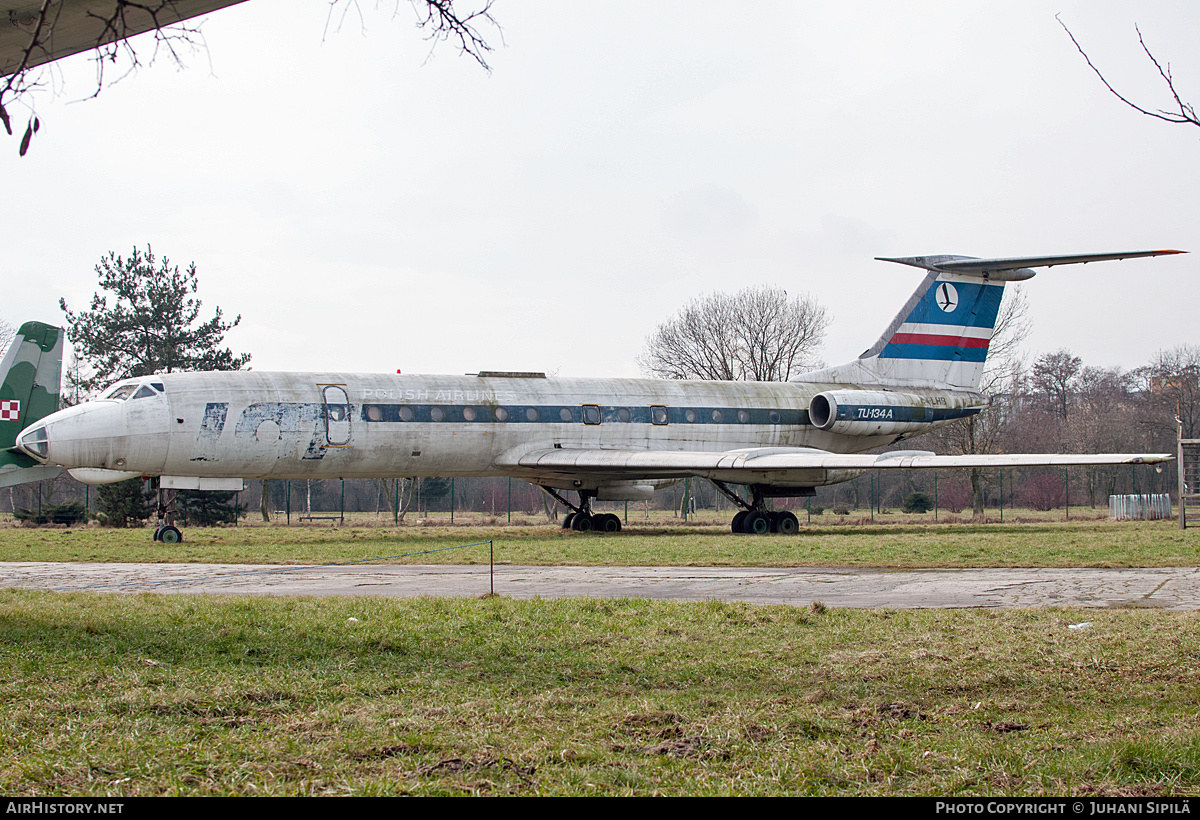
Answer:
541 487 622 533
151 480 183 544
712 480 805 536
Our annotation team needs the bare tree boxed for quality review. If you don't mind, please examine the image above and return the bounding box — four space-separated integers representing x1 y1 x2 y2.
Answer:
639 285 830 382
1131 344 1200 442
1032 349 1083 421
1059 15 1199 133
377 476 417 522
1 0 499 155
1066 365 1136 506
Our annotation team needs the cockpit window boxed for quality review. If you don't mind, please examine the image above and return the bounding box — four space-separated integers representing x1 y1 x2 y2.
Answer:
103 383 138 401
103 381 164 401
18 425 48 460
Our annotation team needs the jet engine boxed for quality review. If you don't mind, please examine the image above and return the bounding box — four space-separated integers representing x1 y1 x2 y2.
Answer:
808 390 971 437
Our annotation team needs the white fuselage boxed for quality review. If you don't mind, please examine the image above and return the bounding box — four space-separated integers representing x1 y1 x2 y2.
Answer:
21 371 984 492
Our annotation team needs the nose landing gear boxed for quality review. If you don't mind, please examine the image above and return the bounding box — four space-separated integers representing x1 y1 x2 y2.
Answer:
151 481 183 543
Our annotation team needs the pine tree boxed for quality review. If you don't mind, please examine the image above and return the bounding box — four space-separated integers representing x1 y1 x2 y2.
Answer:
60 246 250 395
179 490 245 526
95 479 152 528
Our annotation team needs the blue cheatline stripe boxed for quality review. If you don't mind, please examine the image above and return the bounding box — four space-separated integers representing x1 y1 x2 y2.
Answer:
833 404 981 423
903 281 1005 328
361 404 812 426
879 343 989 362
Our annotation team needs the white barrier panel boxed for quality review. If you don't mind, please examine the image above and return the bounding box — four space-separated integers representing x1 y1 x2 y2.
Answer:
1109 494 1172 520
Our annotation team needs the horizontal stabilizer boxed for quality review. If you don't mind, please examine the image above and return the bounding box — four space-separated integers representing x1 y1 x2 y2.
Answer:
0 463 60 488
877 250 1185 280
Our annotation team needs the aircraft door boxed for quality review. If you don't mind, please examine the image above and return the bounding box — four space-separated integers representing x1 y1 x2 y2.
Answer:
322 385 352 446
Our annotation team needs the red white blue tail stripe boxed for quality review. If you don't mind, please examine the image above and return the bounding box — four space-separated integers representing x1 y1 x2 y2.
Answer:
878 277 1004 364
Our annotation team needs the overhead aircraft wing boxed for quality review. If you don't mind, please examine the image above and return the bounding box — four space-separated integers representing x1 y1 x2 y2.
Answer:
500 447 1173 481
0 0 247 76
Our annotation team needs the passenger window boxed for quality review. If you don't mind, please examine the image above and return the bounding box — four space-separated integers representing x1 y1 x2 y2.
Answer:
559 408 573 422
684 409 697 423
495 407 509 422
651 406 669 425
769 410 782 424
399 406 414 422
462 407 477 422
525 407 540 422
582 405 601 425
711 409 724 423
617 407 631 423
737 410 749 423
430 407 445 422
366 405 383 422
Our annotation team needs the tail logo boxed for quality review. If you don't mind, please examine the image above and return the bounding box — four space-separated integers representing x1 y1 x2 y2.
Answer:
936 283 958 312
0 400 18 421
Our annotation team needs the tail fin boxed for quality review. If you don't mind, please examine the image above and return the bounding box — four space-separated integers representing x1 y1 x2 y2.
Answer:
0 322 64 488
797 250 1184 391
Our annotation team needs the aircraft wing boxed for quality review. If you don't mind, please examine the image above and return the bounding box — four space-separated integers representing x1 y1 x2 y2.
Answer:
0 0 247 76
501 447 1173 481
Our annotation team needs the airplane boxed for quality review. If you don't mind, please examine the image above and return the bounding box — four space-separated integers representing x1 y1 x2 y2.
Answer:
5 250 1183 542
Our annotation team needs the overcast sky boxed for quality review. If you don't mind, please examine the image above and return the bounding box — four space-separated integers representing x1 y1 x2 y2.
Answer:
3 0 1198 381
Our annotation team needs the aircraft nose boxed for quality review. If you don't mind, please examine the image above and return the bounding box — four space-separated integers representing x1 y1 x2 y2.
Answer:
14 401 127 469
16 424 49 461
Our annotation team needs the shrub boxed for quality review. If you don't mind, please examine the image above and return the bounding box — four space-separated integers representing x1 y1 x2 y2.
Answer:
1022 474 1065 511
902 492 933 514
14 501 87 526
939 482 971 514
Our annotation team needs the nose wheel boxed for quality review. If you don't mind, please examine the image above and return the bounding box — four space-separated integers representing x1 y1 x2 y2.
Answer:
153 525 183 543
152 482 183 543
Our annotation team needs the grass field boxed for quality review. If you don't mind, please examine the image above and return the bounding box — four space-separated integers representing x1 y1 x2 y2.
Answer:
0 513 1196 568
2 591 1198 796
2 514 1198 796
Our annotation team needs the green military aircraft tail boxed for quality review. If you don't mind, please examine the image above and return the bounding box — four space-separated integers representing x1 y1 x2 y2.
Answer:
0 322 64 488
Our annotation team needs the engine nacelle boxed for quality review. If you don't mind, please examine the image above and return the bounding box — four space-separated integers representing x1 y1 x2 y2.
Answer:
808 390 975 437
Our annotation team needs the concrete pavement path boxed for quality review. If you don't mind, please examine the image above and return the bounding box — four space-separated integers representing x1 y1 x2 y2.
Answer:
3 562 1200 609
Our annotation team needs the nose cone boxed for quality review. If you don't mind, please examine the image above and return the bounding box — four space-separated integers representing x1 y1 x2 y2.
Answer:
16 401 129 469
15 424 48 460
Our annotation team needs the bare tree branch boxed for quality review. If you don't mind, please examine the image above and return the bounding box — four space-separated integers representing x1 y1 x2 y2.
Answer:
409 0 496 71
1059 14 1199 130
84 1 210 99
639 285 830 382
1 0 500 155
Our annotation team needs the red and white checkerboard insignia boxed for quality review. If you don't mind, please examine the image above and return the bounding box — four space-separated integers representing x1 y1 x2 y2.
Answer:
0 400 19 421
